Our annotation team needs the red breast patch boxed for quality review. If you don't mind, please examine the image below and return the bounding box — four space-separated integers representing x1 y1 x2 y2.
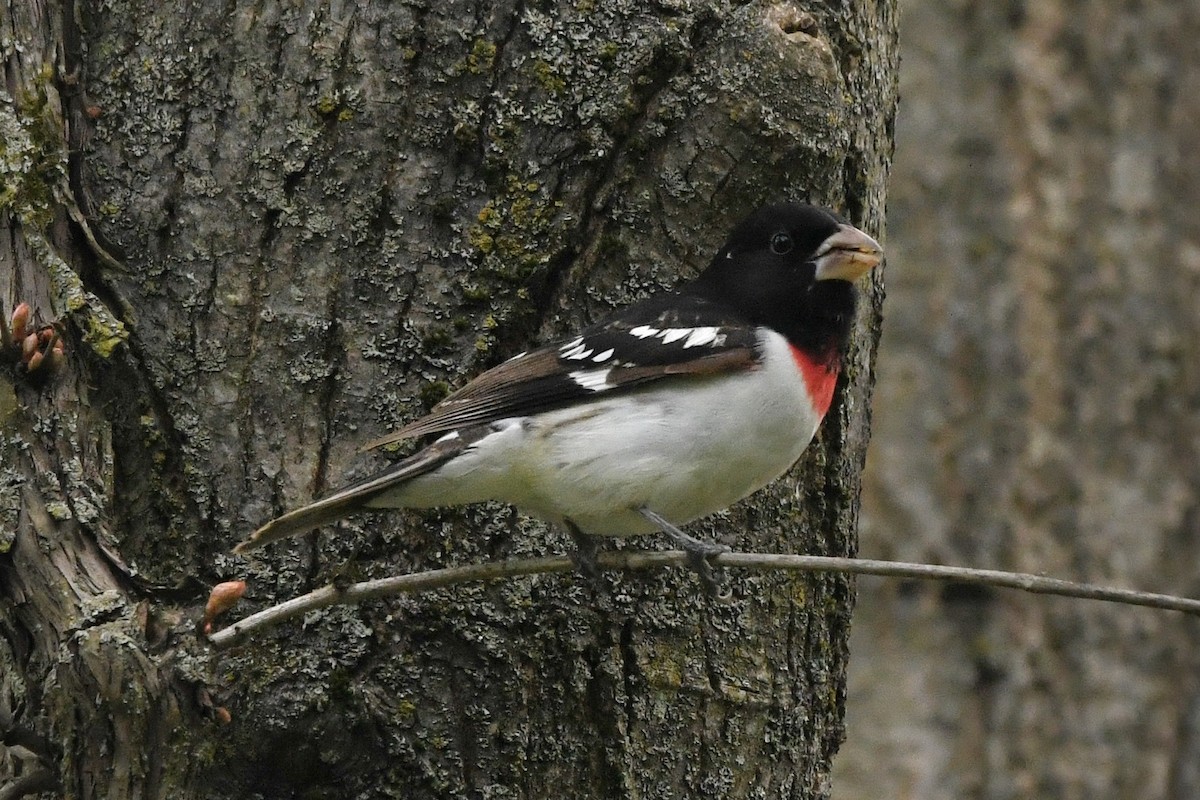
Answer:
788 345 838 418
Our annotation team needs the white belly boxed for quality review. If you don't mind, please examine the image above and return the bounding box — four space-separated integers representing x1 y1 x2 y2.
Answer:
374 330 827 536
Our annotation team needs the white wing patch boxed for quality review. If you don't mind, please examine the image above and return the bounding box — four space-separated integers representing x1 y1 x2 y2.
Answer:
682 326 720 348
561 326 726 366
660 328 690 345
628 325 725 349
569 368 613 392
560 340 595 361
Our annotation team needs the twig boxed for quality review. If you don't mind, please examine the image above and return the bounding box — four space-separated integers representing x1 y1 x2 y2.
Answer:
207 550 1200 649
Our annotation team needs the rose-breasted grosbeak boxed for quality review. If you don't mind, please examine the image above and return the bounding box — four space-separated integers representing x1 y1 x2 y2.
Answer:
234 203 881 581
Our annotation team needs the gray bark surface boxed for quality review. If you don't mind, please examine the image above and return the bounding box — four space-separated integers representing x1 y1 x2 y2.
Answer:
836 1 1200 798
2 1 894 797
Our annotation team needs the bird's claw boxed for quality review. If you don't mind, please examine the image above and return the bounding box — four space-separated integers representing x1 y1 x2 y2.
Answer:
638 507 731 599
677 538 731 599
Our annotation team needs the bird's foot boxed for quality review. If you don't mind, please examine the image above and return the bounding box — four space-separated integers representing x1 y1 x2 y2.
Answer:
638 507 730 598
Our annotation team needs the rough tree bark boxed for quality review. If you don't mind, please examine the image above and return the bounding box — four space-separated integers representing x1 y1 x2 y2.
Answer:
836 1 1200 798
1 1 895 798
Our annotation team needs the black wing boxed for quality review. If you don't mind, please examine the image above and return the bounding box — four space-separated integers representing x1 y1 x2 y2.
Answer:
363 292 761 449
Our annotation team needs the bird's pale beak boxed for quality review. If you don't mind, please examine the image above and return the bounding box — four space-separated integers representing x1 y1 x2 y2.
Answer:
813 223 883 282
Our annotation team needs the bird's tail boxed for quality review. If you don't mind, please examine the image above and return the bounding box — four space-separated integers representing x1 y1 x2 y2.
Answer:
233 485 375 554
233 435 467 554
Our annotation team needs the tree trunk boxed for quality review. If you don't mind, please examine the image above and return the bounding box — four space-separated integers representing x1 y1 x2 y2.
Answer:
1 1 895 797
837 1 1200 798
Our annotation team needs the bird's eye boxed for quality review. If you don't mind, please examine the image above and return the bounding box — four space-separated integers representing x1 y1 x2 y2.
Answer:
770 232 793 255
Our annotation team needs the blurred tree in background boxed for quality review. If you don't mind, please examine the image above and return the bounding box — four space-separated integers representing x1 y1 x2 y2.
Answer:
837 1 1200 797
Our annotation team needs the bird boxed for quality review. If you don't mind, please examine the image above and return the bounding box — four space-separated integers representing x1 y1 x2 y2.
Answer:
234 203 881 586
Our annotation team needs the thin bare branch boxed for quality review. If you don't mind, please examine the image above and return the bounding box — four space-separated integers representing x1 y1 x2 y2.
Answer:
207 550 1200 649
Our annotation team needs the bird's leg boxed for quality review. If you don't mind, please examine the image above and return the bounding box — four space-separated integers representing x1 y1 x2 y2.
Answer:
637 507 729 596
565 520 614 603
565 520 601 579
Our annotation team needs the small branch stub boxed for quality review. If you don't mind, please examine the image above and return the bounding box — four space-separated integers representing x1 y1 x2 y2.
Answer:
202 580 247 635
